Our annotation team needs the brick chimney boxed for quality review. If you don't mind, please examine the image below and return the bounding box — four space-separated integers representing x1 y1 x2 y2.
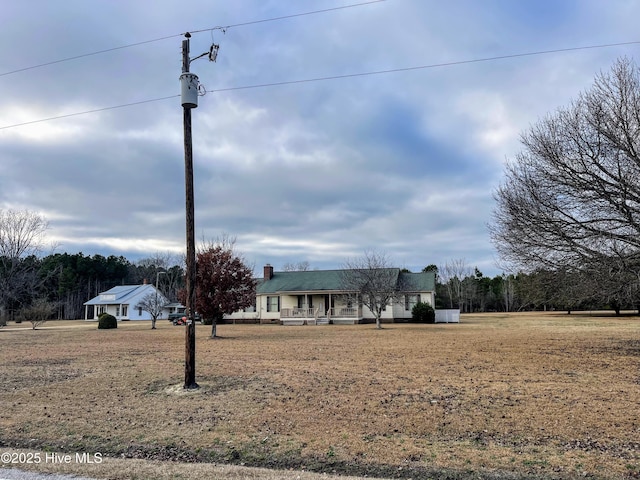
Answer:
264 264 274 280
143 278 149 285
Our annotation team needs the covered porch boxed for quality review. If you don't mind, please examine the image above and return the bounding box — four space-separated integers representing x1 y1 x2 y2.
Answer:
279 292 362 325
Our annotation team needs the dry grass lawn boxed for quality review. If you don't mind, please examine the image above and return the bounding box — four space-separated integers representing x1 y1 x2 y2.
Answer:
0 312 638 479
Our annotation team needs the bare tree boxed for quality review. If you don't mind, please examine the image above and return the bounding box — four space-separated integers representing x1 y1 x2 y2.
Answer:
502 274 516 313
0 210 49 323
340 250 401 329
135 252 184 301
282 261 311 272
136 291 167 329
490 57 640 294
17 298 56 330
0 209 48 258
438 259 471 309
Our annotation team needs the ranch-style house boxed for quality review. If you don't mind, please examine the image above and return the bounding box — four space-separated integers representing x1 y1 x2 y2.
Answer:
226 264 437 325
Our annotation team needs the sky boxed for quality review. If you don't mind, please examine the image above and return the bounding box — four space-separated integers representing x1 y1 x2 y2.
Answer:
1 0 639 277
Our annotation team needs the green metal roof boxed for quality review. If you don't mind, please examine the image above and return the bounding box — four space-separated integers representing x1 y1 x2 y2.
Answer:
257 269 346 294
399 271 436 292
257 269 435 294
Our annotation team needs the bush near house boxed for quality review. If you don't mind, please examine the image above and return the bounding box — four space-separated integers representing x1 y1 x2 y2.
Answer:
98 313 117 329
411 301 435 323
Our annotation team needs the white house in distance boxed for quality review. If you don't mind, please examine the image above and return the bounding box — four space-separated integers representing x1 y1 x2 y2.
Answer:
225 264 439 325
83 283 171 321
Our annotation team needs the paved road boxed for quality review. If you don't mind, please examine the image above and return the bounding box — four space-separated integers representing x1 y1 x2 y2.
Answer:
0 469 95 480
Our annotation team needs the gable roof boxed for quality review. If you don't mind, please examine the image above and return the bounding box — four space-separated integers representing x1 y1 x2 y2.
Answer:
257 269 435 294
84 284 158 305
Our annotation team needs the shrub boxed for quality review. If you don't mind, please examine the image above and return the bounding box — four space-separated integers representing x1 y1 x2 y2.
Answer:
98 313 117 329
411 302 435 324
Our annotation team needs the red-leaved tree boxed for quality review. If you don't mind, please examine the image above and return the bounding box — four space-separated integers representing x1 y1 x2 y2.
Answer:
180 238 256 338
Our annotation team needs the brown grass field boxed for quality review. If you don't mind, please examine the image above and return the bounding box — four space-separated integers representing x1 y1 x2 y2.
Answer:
0 312 638 480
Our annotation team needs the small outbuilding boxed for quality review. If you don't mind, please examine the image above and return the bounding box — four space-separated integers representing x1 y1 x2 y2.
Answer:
83 284 170 321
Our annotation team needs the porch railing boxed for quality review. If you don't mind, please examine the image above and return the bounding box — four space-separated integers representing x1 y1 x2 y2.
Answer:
281 307 360 318
327 307 359 318
281 307 316 318
341 307 358 317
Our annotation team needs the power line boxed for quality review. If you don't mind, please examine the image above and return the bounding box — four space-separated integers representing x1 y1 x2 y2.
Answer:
189 0 387 33
0 0 387 78
0 96 179 130
0 35 182 78
1 39 639 131
206 40 640 93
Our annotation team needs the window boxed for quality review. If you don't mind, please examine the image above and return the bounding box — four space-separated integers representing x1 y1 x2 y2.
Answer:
267 296 280 312
122 305 128 317
116 306 120 317
405 294 421 311
138 307 143 316
98 306 105 315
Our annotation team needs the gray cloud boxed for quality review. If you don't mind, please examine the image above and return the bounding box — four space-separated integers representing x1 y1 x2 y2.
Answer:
2 0 639 276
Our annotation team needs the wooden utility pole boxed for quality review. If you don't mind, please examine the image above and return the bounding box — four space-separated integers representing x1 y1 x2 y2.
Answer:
182 33 198 389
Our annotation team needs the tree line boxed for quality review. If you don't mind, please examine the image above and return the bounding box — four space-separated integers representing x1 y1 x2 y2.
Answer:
430 260 638 314
3 242 636 326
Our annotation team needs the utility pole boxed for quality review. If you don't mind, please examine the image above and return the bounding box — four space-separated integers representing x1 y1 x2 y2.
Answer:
179 32 219 390
181 32 198 389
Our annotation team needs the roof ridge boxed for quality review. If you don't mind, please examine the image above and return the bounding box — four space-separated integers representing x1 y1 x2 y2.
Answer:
274 267 402 273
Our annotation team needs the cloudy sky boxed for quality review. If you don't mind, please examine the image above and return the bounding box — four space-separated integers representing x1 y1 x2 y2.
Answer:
1 0 638 276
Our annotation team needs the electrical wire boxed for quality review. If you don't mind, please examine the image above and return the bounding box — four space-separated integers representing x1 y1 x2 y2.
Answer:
0 0 387 78
1 39 639 131
189 0 387 33
206 40 640 93
0 35 182 78
0 96 179 130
